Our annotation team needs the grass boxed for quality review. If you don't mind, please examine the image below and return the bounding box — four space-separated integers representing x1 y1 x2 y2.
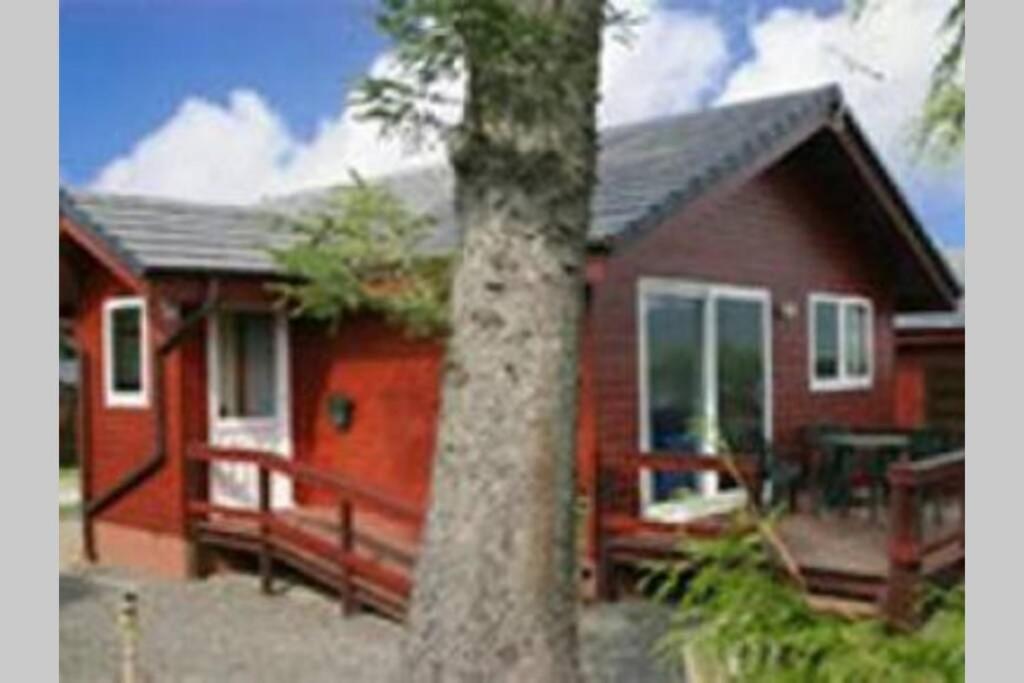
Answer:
59 467 81 519
59 466 79 487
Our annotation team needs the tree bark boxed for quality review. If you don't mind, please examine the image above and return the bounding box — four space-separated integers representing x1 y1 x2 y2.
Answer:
400 1 603 681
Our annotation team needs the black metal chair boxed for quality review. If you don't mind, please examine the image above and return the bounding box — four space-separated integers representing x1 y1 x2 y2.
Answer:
908 426 956 525
802 423 845 513
723 425 801 511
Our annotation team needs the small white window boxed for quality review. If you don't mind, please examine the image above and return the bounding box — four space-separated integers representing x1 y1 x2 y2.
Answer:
809 294 873 391
103 297 148 408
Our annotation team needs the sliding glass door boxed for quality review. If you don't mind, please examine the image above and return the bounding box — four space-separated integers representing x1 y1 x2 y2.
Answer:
639 280 770 514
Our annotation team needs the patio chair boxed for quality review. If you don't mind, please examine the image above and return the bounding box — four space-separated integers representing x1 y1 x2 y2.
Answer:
908 426 956 525
726 426 801 511
909 427 951 460
801 423 844 513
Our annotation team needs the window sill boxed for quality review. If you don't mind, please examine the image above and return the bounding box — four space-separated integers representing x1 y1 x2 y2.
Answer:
104 394 149 409
809 378 873 393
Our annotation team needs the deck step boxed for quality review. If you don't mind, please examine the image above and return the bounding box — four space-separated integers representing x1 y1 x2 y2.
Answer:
805 594 882 620
800 566 888 604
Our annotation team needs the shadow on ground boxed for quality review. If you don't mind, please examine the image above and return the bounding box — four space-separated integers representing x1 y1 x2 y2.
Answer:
59 574 98 609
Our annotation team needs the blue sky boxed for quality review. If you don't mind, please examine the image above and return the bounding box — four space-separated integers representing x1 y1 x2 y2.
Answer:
60 0 963 247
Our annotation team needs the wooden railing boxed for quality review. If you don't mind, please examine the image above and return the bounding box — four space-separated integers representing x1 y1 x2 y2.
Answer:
184 444 422 618
885 450 965 626
596 452 760 598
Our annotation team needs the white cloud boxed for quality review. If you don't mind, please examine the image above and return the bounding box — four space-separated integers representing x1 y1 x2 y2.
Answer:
91 55 454 203
92 90 295 204
599 1 727 126
89 1 728 203
716 0 962 184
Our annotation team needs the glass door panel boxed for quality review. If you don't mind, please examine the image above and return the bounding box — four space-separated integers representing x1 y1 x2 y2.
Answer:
640 282 769 515
644 292 706 503
715 297 767 460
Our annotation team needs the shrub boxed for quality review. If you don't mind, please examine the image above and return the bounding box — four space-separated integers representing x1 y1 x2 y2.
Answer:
647 516 964 682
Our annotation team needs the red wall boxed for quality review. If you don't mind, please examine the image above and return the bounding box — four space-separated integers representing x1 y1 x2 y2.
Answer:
289 317 444 509
287 314 598 520
894 333 965 430
592 153 899 514
73 259 187 536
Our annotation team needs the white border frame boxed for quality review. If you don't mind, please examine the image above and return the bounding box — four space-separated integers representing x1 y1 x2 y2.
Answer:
808 293 874 392
207 306 294 509
102 296 149 409
636 277 773 516
207 307 293 451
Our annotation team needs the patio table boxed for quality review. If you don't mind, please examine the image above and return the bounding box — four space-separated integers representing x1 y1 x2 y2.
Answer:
811 431 911 518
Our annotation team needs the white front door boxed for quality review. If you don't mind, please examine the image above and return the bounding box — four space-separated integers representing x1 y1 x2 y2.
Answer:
637 279 772 520
207 308 293 509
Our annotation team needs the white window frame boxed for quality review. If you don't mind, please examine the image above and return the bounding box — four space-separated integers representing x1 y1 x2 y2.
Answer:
208 307 289 431
808 293 874 392
636 277 773 515
103 296 149 408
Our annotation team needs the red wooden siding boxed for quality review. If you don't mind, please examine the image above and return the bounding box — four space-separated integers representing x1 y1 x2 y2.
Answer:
592 153 899 514
288 316 444 510
287 314 599 527
895 332 965 436
72 258 185 536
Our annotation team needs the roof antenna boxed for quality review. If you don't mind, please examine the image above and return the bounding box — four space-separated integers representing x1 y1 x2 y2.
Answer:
823 45 886 83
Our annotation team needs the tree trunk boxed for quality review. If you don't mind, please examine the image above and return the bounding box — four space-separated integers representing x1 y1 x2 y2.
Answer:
400 1 603 681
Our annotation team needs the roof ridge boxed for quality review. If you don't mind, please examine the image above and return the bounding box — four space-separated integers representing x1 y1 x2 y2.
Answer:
603 83 841 136
63 186 274 216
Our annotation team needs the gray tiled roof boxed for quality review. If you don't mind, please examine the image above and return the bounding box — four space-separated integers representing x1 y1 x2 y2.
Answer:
61 85 843 276
896 248 965 330
60 190 292 275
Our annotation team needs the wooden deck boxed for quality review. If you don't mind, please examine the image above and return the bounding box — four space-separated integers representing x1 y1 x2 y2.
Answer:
598 450 965 623
778 511 889 577
778 499 963 579
185 444 963 626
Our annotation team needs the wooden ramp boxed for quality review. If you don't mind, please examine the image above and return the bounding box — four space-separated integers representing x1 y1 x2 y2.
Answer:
186 445 421 621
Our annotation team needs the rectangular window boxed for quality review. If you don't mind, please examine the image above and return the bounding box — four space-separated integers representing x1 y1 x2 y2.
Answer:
103 297 147 407
812 300 839 380
216 311 278 419
844 302 870 379
810 294 873 391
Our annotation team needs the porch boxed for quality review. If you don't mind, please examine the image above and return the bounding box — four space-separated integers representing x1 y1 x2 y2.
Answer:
598 445 965 624
184 436 964 625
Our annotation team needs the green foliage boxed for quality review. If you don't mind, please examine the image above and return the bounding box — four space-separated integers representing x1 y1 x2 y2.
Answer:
648 519 965 682
353 2 637 160
270 176 453 337
851 0 965 160
912 0 965 161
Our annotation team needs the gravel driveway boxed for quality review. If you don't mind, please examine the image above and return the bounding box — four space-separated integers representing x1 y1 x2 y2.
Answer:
59 519 683 682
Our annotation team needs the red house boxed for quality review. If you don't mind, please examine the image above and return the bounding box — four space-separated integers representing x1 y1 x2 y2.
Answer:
59 86 960 616
895 249 965 442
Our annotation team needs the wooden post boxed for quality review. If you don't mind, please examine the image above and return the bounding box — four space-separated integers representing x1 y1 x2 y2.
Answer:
885 466 921 628
118 589 140 683
77 351 96 562
749 458 764 513
593 467 613 601
183 453 208 578
183 456 196 577
338 499 354 615
258 466 272 595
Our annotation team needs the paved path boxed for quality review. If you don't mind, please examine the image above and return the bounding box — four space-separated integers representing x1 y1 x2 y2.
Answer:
59 521 683 682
